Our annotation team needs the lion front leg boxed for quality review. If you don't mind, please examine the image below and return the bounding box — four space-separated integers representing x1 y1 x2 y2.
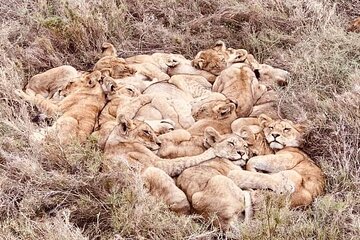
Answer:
142 167 191 214
246 152 301 173
15 89 60 116
227 169 295 195
116 94 153 119
191 175 248 229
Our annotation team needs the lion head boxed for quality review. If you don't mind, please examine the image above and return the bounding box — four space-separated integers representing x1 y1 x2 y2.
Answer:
236 125 274 157
192 40 251 75
257 64 289 87
259 114 306 150
94 56 136 79
203 127 250 166
108 115 161 151
192 98 237 121
144 119 176 135
60 70 102 97
101 77 140 100
192 40 229 75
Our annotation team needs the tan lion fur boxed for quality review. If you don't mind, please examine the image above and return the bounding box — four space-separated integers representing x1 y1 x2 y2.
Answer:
168 75 212 98
212 63 267 117
16 71 106 144
176 128 253 229
236 114 326 207
347 16 360 32
101 42 117 57
167 58 217 83
25 65 82 98
126 53 182 72
103 116 252 213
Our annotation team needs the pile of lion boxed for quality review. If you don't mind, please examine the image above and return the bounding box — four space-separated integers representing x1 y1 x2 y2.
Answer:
15 40 325 229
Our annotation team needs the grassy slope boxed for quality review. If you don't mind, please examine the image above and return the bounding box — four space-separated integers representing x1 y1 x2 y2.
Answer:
0 0 359 239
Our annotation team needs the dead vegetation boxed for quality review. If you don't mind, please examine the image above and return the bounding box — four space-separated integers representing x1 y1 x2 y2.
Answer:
0 0 359 239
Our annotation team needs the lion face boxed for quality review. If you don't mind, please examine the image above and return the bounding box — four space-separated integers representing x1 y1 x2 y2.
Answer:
101 77 140 100
111 63 136 78
60 71 102 97
259 114 305 150
94 56 136 79
144 119 175 135
113 115 161 151
192 40 229 75
236 126 274 157
192 50 227 75
192 99 237 121
204 127 250 166
192 41 251 75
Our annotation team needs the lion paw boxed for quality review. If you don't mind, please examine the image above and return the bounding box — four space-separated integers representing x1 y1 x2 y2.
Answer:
276 173 295 194
14 89 29 100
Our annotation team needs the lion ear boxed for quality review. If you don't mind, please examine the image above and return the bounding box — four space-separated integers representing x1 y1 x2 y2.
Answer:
234 49 248 62
294 123 307 134
117 114 133 133
203 127 221 148
258 114 273 128
100 68 112 77
239 126 255 145
213 40 226 52
192 58 205 69
217 101 236 118
86 71 101 87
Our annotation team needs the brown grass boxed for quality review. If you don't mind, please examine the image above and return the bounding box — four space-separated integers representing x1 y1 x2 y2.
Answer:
0 0 359 239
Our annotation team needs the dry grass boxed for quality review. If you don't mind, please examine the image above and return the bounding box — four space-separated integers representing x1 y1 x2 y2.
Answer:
0 0 359 239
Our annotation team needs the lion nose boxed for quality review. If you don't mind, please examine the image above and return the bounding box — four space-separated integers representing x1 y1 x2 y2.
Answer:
272 133 280 138
156 140 162 147
237 151 245 156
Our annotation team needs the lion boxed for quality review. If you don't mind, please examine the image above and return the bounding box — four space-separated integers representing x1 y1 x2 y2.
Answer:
15 71 106 144
176 128 254 229
95 78 145 148
347 16 360 32
250 88 282 119
113 91 193 130
96 43 171 81
167 75 212 98
212 63 267 117
191 98 237 121
97 77 176 137
134 82 195 129
93 56 137 79
126 53 183 73
231 120 274 157
247 64 289 119
229 114 325 207
25 65 83 98
192 40 255 76
257 64 289 87
103 116 250 213
167 58 217 84
156 98 238 158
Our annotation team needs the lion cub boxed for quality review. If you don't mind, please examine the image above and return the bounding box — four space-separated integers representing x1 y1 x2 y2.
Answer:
15 71 106 144
25 65 82 98
176 128 253 229
231 114 325 207
213 63 267 117
103 115 253 214
192 40 248 75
